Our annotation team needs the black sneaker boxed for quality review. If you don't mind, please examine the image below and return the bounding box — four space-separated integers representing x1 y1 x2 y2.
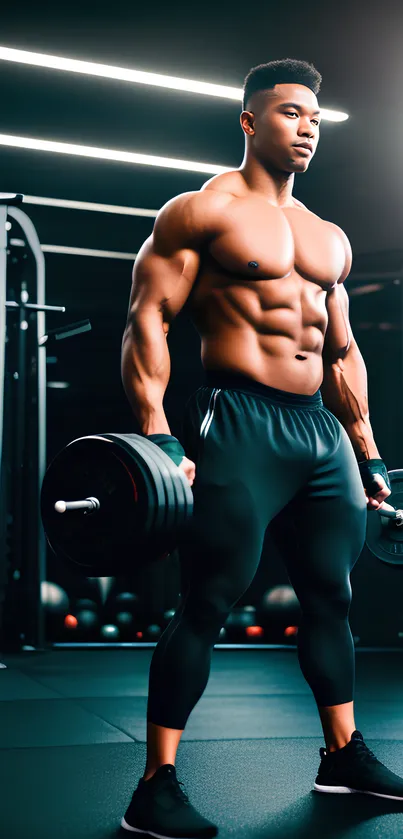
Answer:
120 764 219 838
314 729 403 800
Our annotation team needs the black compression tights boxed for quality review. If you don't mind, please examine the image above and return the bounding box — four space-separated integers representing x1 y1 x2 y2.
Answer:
146 371 367 729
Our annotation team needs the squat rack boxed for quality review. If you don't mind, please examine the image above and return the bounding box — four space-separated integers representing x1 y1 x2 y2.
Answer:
0 193 90 651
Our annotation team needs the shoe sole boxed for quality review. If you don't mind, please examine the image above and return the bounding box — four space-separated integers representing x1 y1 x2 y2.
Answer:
314 783 403 800
120 815 217 838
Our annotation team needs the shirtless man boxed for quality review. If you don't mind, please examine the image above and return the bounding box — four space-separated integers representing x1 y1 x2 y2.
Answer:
120 59 403 838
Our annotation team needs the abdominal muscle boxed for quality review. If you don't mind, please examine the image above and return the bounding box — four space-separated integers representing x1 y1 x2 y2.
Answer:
191 274 328 397
200 329 324 395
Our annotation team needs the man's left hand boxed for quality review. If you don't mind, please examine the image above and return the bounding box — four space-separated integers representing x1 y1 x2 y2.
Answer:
364 473 392 511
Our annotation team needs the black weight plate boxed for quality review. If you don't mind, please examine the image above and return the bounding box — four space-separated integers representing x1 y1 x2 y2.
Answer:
175 464 194 529
120 434 177 535
101 434 174 538
98 435 160 537
143 441 194 560
133 438 182 557
116 435 181 562
137 435 193 535
141 439 179 534
116 434 193 561
139 435 193 529
166 463 183 534
108 434 176 538
167 456 192 533
365 469 403 565
77 435 160 538
41 436 153 574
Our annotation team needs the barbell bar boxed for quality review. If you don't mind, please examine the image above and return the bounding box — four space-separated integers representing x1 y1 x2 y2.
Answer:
40 434 403 574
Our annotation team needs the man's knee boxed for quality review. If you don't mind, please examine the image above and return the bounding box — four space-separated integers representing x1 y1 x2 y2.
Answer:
182 594 231 636
300 580 352 620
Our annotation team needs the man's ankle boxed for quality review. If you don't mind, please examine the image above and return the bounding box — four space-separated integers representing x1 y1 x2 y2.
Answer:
143 765 174 781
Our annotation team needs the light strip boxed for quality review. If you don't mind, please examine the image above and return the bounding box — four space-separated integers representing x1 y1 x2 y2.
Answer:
0 133 228 174
0 46 242 101
25 194 158 217
0 46 348 120
41 244 137 259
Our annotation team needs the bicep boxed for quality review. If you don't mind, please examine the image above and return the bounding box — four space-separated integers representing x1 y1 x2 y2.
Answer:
125 188 230 329
323 225 354 361
125 195 203 327
127 237 200 326
323 282 354 363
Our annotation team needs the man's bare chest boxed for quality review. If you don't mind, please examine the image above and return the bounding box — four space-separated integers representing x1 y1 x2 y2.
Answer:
203 203 346 291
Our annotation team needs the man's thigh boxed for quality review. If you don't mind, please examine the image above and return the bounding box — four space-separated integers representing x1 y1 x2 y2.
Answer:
268 421 368 603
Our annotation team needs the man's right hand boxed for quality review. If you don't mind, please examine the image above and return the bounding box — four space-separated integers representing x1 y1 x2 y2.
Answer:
179 455 196 487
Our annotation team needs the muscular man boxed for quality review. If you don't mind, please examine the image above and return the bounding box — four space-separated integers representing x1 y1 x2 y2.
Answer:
120 59 403 838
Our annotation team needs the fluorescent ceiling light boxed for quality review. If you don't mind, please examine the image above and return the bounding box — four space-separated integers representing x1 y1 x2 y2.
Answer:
0 133 228 174
0 45 348 121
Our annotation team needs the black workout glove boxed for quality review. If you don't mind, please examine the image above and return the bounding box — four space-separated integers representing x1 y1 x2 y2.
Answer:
146 434 186 467
358 458 391 497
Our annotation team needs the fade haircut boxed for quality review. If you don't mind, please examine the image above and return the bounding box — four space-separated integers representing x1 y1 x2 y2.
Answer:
243 59 322 110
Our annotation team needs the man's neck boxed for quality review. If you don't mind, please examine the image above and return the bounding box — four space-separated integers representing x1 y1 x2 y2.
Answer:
238 156 295 207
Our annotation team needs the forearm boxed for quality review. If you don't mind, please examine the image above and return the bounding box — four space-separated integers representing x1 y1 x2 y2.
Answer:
320 341 381 461
121 310 172 435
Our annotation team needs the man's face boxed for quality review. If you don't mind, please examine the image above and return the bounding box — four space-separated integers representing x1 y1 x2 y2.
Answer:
242 83 321 173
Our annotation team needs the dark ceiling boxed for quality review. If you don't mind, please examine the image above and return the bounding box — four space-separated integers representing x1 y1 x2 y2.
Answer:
2 0 403 259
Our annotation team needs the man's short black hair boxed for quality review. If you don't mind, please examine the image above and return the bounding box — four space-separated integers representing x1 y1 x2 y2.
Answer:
243 59 322 110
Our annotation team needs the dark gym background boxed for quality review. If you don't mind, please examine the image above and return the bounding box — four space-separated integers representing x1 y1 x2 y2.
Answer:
2 4 403 839
1 0 403 651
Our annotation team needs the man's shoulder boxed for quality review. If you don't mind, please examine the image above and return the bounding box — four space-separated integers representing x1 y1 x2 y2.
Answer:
161 181 235 217
201 169 242 194
155 187 232 229
153 182 234 245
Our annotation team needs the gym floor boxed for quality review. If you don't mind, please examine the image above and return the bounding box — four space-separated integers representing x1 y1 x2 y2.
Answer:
1 648 403 838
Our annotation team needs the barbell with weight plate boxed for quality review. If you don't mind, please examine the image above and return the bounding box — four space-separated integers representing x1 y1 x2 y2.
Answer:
40 434 403 575
41 433 193 576
365 469 403 566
